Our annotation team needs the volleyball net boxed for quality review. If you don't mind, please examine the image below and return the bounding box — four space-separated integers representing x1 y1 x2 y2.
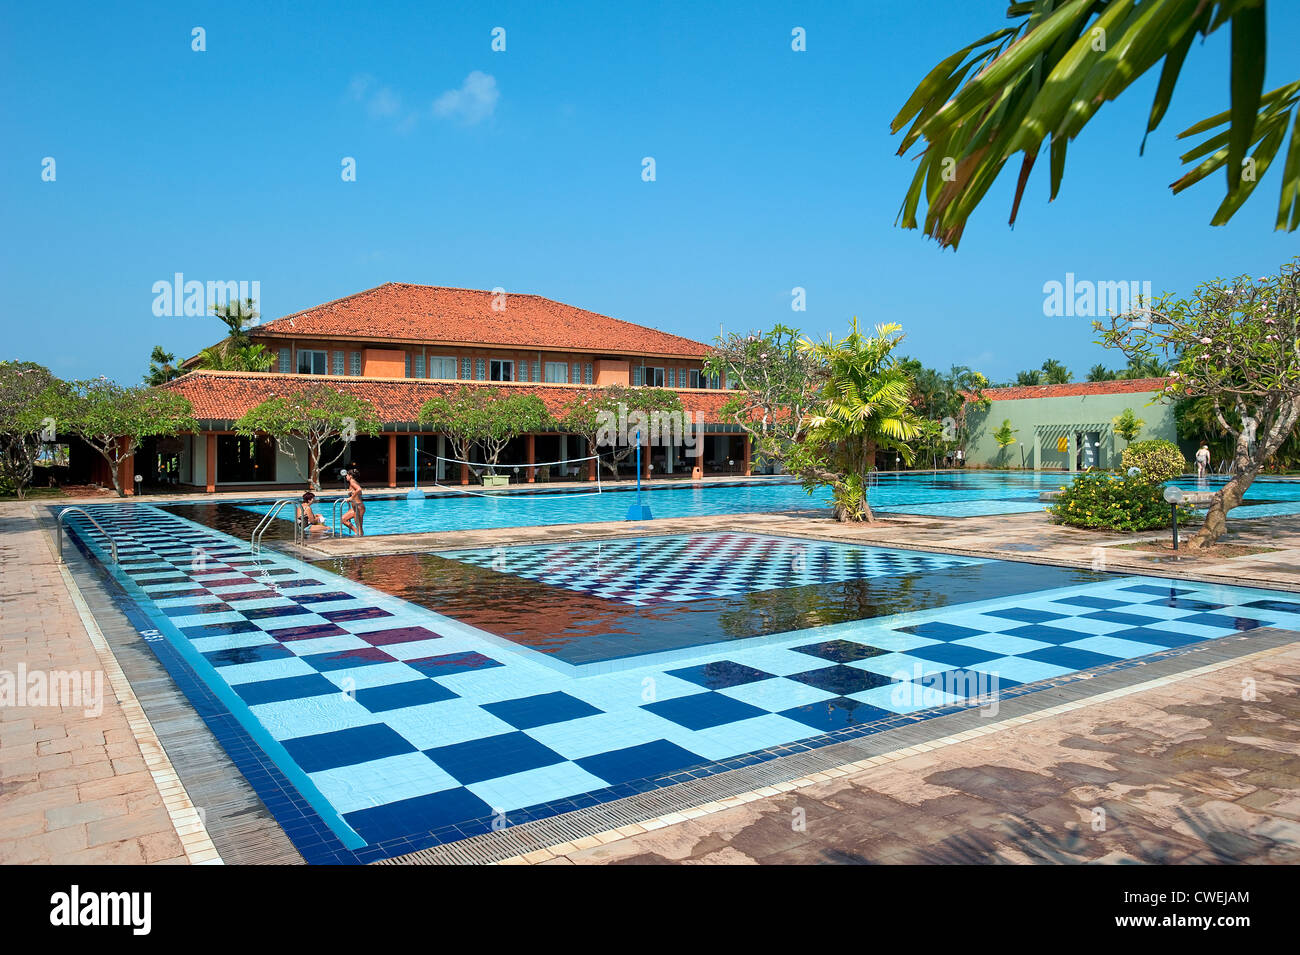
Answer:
412 447 616 498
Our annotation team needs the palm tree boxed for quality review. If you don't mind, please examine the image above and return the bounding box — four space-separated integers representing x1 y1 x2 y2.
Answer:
195 298 274 372
798 320 923 522
1087 364 1118 382
144 346 181 386
1015 369 1042 387
891 2 1299 247
1040 359 1072 384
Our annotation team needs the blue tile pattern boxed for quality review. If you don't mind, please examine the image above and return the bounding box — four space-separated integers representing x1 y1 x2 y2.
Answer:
55 505 1300 864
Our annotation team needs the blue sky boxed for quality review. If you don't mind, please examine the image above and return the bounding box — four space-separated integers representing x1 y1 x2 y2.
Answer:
3 0 1298 385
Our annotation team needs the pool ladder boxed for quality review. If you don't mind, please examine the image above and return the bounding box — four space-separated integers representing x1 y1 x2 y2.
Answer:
250 498 305 554
55 507 120 565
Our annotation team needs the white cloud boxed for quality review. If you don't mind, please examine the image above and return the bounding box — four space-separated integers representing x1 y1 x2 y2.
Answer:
432 71 499 125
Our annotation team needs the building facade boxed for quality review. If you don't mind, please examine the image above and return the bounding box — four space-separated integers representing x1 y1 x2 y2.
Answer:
964 378 1178 470
144 284 751 493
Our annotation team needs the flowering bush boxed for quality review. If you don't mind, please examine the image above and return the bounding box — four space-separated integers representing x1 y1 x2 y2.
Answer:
1120 439 1187 483
1049 471 1189 532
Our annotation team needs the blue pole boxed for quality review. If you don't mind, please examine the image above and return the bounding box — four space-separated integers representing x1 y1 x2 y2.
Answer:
406 433 426 499
625 428 653 521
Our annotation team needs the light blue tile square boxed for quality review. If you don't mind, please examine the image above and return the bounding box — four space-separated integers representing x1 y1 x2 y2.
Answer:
951 633 1052 656
321 661 424 691
189 631 278 653
1063 635 1167 659
722 646 837 676
250 692 376 741
384 698 514 749
467 761 608 813
284 634 372 657
851 682 960 714
525 710 674 760
309 751 458 814
719 678 836 711
218 656 316 685
966 655 1073 684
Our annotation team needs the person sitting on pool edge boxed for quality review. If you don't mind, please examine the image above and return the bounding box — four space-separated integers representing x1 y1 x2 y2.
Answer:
341 469 366 537
297 491 328 534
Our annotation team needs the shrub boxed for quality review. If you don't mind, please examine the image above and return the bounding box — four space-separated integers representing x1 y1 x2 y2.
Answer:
1049 471 1191 532
1120 439 1186 483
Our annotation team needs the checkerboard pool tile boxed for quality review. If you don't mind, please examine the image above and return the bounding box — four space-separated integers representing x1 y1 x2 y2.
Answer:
55 503 1300 864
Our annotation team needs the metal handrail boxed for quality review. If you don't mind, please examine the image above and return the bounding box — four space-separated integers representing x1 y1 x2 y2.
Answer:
251 498 302 554
330 497 346 536
56 507 119 564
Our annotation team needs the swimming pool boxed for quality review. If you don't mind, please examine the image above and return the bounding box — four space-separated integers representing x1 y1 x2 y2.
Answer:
226 472 1300 536
57 502 1300 863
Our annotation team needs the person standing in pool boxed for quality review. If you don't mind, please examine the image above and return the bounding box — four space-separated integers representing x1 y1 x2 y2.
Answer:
341 469 366 536
1195 441 1211 485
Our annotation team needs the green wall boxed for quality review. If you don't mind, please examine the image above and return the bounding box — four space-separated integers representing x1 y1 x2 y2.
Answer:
965 390 1178 470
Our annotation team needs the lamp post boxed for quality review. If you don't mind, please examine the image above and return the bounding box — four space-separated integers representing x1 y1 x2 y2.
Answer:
1163 484 1184 551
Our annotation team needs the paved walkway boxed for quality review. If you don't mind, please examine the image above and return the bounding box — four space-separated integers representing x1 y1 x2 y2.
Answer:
537 644 1300 864
0 506 214 864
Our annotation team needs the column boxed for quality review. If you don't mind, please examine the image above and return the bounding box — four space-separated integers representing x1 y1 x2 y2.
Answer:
1033 431 1041 472
743 435 752 476
205 433 217 493
1067 431 1078 473
642 435 651 481
460 458 470 485
526 433 536 483
117 437 135 496
387 433 397 488
587 439 597 481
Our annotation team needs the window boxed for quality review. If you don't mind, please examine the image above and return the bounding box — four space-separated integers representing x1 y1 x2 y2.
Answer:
490 359 514 381
584 363 593 385
414 355 425 378
462 357 473 379
544 361 568 384
475 358 486 380
689 369 703 388
297 350 328 375
279 348 291 373
641 366 665 387
350 352 361 375
332 351 344 375
428 356 457 379
667 368 677 388
404 354 411 377
532 360 541 382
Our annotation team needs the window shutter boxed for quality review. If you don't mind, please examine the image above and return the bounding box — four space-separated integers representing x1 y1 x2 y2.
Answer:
350 352 361 375
518 361 528 382
332 351 344 375
572 363 580 384
532 360 541 382
475 358 485 380
415 355 425 378
633 365 643 386
462 357 471 379
584 363 593 385
278 348 291 373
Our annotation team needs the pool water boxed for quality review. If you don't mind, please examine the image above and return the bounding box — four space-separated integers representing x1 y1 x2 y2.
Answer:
56 502 1300 864
229 472 1300 536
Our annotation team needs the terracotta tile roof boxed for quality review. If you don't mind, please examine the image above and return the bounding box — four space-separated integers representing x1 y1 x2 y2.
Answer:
978 378 1170 401
159 371 738 427
250 283 709 358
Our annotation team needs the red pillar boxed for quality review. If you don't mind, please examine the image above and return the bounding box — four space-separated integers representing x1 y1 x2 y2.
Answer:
526 434 536 483
460 459 470 486
205 434 217 493
387 434 397 488
641 437 651 480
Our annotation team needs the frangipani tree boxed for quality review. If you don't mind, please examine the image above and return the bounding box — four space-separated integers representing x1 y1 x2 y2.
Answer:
236 384 380 489
557 385 683 476
0 361 64 499
1097 257 1300 548
420 387 552 478
59 379 196 497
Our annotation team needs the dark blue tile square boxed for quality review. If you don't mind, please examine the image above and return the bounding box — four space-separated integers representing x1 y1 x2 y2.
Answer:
1107 626 1203 648
1175 612 1263 631
235 673 341 706
1241 598 1300 614
301 646 395 672
906 643 1000 667
779 696 891 732
482 691 602 729
282 723 416 773
424 732 564 785
575 740 706 786
984 607 1067 624
343 785 493 843
241 603 313 620
406 651 502 677
899 621 984 641
643 691 766 730
203 643 293 667
790 639 888 662
1018 645 1121 671
788 665 893 695
1004 624 1091 645
1080 610 1163 626
667 661 774 689
354 679 458 712
1050 595 1128 610
1120 584 1194 597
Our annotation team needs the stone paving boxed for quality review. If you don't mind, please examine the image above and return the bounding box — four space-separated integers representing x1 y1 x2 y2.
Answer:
0 506 208 864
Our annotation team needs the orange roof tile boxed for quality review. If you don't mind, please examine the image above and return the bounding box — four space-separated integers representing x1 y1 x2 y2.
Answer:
160 371 737 426
978 378 1170 401
250 284 709 358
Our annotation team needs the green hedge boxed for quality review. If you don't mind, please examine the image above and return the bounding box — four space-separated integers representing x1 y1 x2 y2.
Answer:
1048 471 1189 532
1120 439 1186 483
